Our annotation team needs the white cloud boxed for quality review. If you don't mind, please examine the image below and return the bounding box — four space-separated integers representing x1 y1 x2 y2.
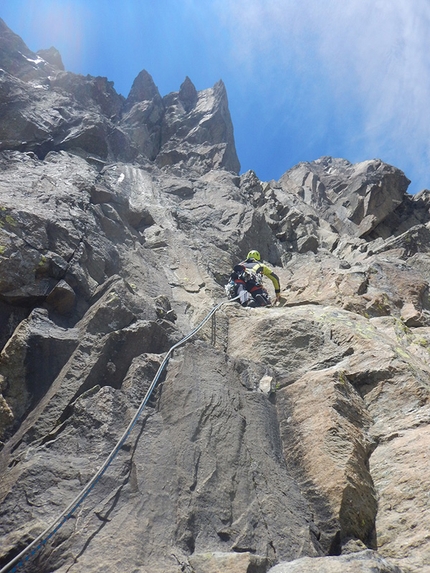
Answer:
213 0 430 190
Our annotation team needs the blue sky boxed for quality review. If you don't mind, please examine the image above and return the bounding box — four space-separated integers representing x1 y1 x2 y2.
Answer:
1 0 429 194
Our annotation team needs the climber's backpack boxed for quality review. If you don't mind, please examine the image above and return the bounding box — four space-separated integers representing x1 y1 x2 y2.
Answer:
225 264 264 300
235 264 263 286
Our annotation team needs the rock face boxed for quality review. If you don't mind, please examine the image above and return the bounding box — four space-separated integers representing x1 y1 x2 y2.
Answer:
278 157 410 239
0 20 429 573
0 18 239 175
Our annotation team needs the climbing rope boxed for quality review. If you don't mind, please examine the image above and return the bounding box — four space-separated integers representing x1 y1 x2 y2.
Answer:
0 297 239 573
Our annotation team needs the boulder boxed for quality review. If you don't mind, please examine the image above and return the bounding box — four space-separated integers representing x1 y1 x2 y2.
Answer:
268 550 402 572
189 551 267 573
278 157 410 239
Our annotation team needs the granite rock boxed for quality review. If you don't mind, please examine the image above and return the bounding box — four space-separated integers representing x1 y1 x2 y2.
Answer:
0 20 429 573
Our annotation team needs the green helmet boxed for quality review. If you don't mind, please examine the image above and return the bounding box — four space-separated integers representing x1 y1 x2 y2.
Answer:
247 250 261 261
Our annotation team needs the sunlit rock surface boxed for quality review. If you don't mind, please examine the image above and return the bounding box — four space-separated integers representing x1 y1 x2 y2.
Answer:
0 18 429 573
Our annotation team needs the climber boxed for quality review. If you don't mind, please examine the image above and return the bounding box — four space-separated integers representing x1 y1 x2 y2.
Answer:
226 250 281 307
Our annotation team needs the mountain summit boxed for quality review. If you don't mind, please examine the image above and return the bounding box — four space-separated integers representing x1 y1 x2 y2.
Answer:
0 20 429 573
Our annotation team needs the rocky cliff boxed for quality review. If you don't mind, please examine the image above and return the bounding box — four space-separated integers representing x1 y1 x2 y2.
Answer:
0 19 429 573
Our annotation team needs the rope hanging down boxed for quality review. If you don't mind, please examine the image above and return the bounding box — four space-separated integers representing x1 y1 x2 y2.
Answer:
0 297 239 573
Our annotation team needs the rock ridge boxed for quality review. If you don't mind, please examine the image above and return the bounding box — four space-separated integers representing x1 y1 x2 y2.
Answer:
0 19 240 176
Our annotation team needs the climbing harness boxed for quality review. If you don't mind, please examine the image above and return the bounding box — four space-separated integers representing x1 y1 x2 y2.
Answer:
0 296 239 573
225 270 271 307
